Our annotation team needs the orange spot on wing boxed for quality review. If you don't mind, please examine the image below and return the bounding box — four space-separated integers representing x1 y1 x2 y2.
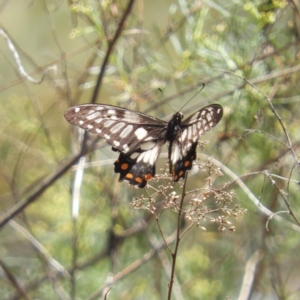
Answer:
121 163 129 170
179 171 184 177
125 173 133 179
184 160 190 167
135 177 143 183
145 174 153 180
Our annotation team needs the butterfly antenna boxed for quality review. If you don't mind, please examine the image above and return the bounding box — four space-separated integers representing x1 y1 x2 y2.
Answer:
179 83 205 112
158 88 176 113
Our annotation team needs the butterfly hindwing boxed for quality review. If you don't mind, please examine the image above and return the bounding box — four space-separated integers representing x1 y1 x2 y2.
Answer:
170 104 223 181
114 144 163 188
171 141 197 182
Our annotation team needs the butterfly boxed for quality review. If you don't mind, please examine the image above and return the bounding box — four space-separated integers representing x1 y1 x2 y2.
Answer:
64 103 223 188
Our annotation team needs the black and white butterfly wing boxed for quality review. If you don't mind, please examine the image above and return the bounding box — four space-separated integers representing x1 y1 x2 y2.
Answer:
64 104 167 153
64 103 223 188
64 104 167 187
170 104 223 181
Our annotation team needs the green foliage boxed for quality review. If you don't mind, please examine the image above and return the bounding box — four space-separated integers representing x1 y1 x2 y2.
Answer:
0 0 300 299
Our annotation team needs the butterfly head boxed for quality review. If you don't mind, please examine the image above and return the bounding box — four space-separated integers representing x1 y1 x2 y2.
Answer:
173 112 184 124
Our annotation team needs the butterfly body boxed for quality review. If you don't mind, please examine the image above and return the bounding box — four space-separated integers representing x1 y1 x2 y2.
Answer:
64 103 223 188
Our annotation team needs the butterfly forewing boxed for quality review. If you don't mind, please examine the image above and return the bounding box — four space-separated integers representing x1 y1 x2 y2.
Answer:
64 103 223 187
181 104 223 139
64 104 167 154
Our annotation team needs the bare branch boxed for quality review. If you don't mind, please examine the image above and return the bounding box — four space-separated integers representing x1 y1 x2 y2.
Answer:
0 28 56 84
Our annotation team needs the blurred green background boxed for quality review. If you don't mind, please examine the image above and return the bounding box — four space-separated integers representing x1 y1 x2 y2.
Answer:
1 0 300 299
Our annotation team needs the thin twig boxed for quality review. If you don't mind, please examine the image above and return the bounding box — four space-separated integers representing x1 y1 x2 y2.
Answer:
237 251 263 300
225 71 300 176
148 233 184 300
0 28 56 84
167 175 188 300
0 259 31 300
264 172 300 226
202 154 300 232
86 232 177 300
90 0 135 104
6 218 70 278
0 143 95 228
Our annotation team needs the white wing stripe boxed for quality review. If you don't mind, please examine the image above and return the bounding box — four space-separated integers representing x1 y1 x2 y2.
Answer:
120 125 133 138
136 146 161 164
137 152 145 162
87 112 100 120
110 122 125 133
104 120 115 127
149 146 160 164
135 127 148 140
192 124 197 136
143 150 152 163
123 144 129 152
107 109 116 115
171 145 181 164
188 126 192 140
181 129 187 141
